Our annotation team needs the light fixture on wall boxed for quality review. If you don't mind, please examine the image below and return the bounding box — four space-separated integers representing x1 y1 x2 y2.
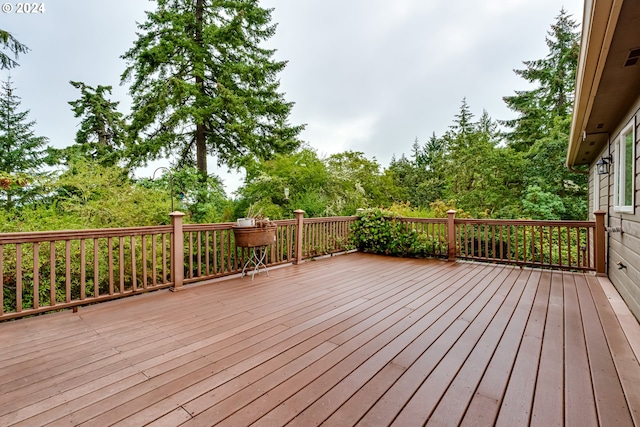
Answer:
596 154 613 175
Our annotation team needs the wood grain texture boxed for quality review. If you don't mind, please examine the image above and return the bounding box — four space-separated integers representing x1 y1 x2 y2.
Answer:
0 253 638 427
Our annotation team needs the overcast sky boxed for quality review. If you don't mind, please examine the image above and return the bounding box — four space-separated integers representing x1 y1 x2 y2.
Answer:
2 0 583 195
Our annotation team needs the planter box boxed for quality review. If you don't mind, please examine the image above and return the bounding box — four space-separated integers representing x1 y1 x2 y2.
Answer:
233 225 276 247
236 218 255 227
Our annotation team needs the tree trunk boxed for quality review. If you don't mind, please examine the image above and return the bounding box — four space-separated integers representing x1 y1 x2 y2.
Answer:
195 0 207 176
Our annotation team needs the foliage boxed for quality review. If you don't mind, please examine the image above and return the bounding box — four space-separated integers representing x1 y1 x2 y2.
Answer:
427 199 471 219
0 78 50 210
500 8 587 220
387 201 434 218
236 147 327 218
442 101 523 217
390 101 522 219
325 151 395 210
0 29 28 69
387 10 586 221
236 147 399 219
121 0 304 175
137 166 232 223
522 116 587 219
51 159 171 228
52 81 128 167
502 8 580 151
351 208 442 257
522 185 565 220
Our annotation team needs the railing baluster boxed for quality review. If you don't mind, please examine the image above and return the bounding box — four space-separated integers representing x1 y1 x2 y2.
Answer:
491 225 496 261
131 236 137 292
197 231 202 277
577 227 582 268
80 239 86 300
587 227 592 269
152 234 157 286
16 243 22 312
0 244 4 315
205 231 210 276
66 240 71 302
188 232 194 279
33 242 39 309
567 227 572 268
142 235 148 289
108 237 114 295
213 230 218 275
94 238 99 297
226 229 232 272
162 233 167 284
119 236 125 294
506 226 511 262
484 225 489 260
515 225 520 264
50 241 56 305
287 225 292 261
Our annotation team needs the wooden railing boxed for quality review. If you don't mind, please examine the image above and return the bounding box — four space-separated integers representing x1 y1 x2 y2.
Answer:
400 210 605 272
0 225 174 320
0 209 605 321
300 216 356 259
398 217 449 258
0 211 356 320
454 219 595 270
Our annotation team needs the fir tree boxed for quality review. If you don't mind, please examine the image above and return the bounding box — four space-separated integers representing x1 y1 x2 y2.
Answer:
502 8 579 151
57 81 127 167
0 29 28 70
502 9 586 219
0 78 49 209
121 0 304 176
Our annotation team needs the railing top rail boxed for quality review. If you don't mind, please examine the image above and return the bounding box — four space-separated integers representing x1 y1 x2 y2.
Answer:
303 216 357 224
398 217 447 224
183 222 236 232
273 219 297 226
183 216 348 231
0 225 173 244
454 218 596 227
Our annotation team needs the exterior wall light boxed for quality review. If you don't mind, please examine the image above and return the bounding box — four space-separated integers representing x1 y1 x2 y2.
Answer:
596 155 613 175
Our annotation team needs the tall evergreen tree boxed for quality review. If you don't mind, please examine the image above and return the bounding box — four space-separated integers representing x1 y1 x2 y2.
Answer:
58 81 127 166
502 9 586 219
0 29 28 70
121 0 304 176
0 78 49 209
502 8 579 151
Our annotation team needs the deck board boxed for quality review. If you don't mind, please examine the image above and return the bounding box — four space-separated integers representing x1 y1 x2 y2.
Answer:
0 252 639 426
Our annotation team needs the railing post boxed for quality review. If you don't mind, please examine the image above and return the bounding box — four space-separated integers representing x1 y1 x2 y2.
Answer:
294 209 305 265
594 210 606 276
170 211 185 291
447 210 457 262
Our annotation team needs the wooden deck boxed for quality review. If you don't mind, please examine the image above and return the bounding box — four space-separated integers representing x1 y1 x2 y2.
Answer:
1 252 639 426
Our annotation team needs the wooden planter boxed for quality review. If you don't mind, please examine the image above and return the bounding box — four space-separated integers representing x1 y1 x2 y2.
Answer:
233 225 277 248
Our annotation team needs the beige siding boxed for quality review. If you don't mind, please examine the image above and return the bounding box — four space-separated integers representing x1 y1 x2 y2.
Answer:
596 95 640 320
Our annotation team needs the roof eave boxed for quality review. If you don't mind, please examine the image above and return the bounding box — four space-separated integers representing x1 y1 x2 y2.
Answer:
567 0 623 167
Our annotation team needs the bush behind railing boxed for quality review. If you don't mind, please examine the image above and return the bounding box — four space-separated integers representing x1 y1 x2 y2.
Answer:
351 209 447 258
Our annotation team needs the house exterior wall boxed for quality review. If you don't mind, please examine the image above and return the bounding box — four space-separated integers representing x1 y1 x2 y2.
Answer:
591 94 640 320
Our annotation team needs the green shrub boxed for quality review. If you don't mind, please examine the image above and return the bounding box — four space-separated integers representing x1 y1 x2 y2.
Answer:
350 208 442 257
